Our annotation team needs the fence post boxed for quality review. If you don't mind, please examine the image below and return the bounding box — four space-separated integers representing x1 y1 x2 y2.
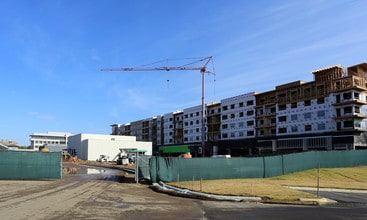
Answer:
192 176 194 190
200 177 202 191
317 163 320 198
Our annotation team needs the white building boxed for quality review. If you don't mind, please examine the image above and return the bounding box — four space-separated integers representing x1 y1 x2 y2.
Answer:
30 132 72 151
67 133 152 161
183 105 205 143
220 92 257 140
162 112 175 145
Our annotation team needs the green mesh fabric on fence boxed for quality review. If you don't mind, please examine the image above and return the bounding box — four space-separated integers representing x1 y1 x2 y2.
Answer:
150 156 265 183
136 155 151 181
0 151 62 180
149 150 367 183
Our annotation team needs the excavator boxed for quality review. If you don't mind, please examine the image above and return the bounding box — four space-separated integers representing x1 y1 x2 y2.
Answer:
62 150 78 162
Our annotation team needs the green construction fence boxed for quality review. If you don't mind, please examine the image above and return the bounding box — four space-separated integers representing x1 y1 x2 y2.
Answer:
149 150 367 183
0 151 62 180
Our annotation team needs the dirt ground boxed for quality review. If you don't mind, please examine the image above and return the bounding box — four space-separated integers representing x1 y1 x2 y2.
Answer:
0 163 204 220
1 163 366 220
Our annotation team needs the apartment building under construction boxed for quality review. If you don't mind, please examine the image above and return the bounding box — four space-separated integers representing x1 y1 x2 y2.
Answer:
111 62 367 156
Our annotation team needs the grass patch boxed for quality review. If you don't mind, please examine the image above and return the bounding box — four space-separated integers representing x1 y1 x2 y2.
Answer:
168 166 367 201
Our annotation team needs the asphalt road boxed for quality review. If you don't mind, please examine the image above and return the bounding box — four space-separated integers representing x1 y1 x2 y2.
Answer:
0 163 366 220
299 188 367 206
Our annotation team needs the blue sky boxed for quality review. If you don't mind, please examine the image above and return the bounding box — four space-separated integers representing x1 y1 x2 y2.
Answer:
1 0 366 146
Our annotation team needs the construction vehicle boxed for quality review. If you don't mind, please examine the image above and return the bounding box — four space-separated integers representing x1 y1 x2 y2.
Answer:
39 146 49 152
112 148 129 165
62 150 78 162
96 155 109 162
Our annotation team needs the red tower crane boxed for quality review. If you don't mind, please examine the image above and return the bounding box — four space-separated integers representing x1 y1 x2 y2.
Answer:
101 56 214 157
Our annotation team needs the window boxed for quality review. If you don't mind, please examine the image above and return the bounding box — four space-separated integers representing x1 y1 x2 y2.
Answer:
271 129 276 135
239 131 244 137
344 120 353 128
222 106 228 111
291 102 297 108
318 123 325 130
239 122 244 128
222 133 228 138
355 106 360 113
278 104 286 111
196 128 200 132
336 94 341 103
259 130 264 136
247 100 254 106
291 126 298 132
343 92 352 100
239 102 244 107
278 127 287 133
270 118 276 124
222 115 228 120
317 110 325 117
344 106 352 114
247 120 254 126
196 120 200 124
247 110 254 116
222 124 228 129
230 114 235 119
305 124 312 131
291 114 298 120
230 104 235 109
278 116 287 122
196 112 200 116
258 119 264 126
304 112 311 119
247 130 254 136
355 120 361 128
304 100 311 106
278 93 286 102
230 123 235 129
317 98 325 104
230 132 235 138
239 112 244 117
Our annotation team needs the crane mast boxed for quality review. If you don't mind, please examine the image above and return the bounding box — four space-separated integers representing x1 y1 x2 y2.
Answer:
101 56 214 157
